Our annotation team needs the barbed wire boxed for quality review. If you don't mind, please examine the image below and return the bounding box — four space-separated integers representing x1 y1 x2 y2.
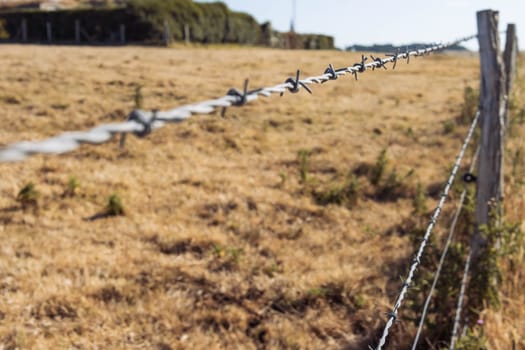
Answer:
449 249 473 349
0 34 476 162
411 145 479 350
374 111 479 350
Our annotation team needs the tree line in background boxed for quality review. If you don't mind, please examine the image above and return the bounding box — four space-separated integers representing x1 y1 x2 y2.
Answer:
0 0 335 49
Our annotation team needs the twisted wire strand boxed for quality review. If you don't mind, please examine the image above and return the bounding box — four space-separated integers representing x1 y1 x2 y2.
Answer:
375 111 479 350
411 145 480 350
0 35 476 162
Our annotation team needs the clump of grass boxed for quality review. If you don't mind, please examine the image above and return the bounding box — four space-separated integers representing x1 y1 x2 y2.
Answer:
262 262 283 278
412 182 427 216
134 85 143 109
313 174 360 207
454 324 488 350
443 119 456 134
63 176 80 197
370 148 387 186
105 194 125 216
297 149 310 184
406 127 415 139
17 182 39 209
457 86 479 125
467 204 524 322
510 147 524 183
307 287 328 298
210 244 243 271
375 168 413 201
278 172 287 187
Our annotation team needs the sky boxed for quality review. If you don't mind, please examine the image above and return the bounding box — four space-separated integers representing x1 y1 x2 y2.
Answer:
196 0 524 51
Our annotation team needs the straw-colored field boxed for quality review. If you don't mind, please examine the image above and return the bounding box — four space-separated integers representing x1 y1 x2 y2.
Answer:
0 44 523 349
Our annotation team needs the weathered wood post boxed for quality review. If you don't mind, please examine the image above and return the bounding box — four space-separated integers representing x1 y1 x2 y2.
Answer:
21 19 27 42
184 23 190 45
120 24 126 45
163 20 170 47
472 9 506 259
46 21 52 43
75 20 81 43
503 23 518 129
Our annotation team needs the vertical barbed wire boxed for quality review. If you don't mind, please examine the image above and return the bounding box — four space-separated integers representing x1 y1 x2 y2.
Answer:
374 111 479 350
0 35 476 162
411 145 479 350
449 249 473 349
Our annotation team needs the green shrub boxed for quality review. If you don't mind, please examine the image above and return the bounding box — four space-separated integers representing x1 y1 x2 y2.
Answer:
370 149 388 186
443 119 456 134
17 182 39 208
63 176 80 197
127 0 260 44
376 168 404 199
314 174 359 207
454 325 488 350
224 11 261 44
412 182 427 215
106 193 125 216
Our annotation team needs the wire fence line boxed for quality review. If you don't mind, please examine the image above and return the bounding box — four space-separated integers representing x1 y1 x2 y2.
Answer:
411 146 480 350
0 32 484 349
374 111 480 350
0 34 476 162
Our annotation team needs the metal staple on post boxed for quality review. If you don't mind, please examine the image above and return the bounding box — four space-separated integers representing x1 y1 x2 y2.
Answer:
0 34 476 162
375 112 479 350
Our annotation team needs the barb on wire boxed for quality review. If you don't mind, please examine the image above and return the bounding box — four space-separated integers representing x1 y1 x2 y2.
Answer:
0 34 476 162
322 63 347 82
411 145 480 350
281 69 312 96
404 47 411 64
386 49 400 70
371 55 387 70
120 108 159 148
374 111 480 350
351 55 368 80
221 79 261 117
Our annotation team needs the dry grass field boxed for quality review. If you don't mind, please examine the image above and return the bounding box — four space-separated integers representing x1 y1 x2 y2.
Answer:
0 44 523 349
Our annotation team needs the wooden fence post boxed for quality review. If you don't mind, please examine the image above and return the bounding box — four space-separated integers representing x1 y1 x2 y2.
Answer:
163 20 170 47
472 9 506 258
503 23 518 129
46 21 52 43
75 20 81 44
184 23 190 45
21 19 27 42
120 24 126 45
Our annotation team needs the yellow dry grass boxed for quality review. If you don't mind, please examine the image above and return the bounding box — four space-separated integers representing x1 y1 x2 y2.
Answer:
0 44 522 349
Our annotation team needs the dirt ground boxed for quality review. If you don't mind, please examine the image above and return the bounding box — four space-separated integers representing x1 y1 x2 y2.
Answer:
0 44 522 349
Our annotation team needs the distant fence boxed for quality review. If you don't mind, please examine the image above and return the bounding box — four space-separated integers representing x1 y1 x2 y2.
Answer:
0 8 518 350
0 6 334 49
